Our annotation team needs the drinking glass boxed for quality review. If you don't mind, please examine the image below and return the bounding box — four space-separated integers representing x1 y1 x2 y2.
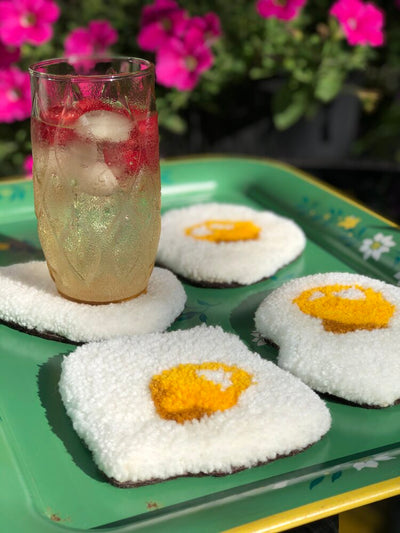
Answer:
29 57 160 304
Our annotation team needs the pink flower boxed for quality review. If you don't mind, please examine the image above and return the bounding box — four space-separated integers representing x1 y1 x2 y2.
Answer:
23 154 33 178
156 25 213 91
330 0 385 47
138 2 221 91
256 0 307 21
64 20 118 73
0 66 31 123
189 13 222 44
0 0 60 47
64 20 118 57
0 41 20 68
137 0 187 52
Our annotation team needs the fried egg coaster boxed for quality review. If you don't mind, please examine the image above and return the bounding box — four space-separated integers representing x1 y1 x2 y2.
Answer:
0 261 186 343
59 325 331 486
255 272 400 408
156 203 306 286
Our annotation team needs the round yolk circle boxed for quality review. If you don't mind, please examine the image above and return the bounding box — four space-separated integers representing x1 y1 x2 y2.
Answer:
185 219 261 243
293 284 395 333
149 362 253 423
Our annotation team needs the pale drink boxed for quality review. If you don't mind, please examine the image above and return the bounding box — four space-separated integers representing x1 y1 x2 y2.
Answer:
29 58 160 304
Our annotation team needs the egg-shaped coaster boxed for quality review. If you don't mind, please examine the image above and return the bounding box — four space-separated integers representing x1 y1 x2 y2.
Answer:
156 203 306 287
59 325 331 487
255 272 400 408
0 261 186 344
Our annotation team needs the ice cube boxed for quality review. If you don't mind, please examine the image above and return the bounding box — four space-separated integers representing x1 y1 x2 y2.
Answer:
77 161 119 196
52 139 96 181
55 140 98 170
53 141 118 196
74 110 132 142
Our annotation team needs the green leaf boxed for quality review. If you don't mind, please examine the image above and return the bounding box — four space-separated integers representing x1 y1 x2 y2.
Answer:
314 68 346 103
0 141 17 159
160 114 187 135
272 84 309 130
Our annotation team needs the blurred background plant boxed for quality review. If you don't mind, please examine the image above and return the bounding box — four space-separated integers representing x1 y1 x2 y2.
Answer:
0 0 399 178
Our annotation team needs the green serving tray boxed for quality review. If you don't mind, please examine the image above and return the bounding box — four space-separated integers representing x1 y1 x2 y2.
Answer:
0 156 399 532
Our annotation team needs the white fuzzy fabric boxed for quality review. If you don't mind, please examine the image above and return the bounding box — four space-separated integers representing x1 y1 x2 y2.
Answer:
255 272 400 407
59 325 331 484
157 203 306 285
0 261 186 343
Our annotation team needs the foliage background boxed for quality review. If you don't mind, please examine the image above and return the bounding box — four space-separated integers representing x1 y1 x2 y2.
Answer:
0 0 399 178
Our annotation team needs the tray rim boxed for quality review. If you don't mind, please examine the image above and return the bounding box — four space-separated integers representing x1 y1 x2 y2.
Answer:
225 476 400 533
160 155 397 226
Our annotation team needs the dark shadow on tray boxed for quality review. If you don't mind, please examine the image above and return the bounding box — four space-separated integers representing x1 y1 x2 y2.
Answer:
155 261 250 289
229 287 280 362
37 352 107 483
319 391 400 410
0 318 82 345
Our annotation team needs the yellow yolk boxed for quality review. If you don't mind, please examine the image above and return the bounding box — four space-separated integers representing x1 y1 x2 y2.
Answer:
293 284 395 333
149 362 253 423
185 219 261 243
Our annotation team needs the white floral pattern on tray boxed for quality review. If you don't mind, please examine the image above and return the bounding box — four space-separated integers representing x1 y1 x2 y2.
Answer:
296 196 400 285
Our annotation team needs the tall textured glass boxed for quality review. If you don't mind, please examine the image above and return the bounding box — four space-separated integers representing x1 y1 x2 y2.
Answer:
29 57 160 304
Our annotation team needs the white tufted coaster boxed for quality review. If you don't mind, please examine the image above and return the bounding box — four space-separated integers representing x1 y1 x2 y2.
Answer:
157 203 306 286
59 325 331 486
255 272 400 408
0 261 186 343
